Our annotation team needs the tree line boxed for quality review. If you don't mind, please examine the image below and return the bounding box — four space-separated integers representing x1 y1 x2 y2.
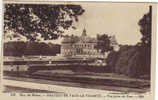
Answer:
106 6 152 79
4 42 60 56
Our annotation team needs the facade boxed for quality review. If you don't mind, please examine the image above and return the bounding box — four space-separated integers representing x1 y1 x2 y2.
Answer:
61 28 103 58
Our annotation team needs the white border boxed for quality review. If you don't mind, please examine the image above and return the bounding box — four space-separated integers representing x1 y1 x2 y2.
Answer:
0 1 157 100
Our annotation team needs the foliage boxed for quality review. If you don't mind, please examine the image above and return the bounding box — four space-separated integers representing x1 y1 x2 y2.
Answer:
3 42 60 56
106 45 150 78
96 34 113 53
4 4 84 41
138 6 152 47
106 6 152 79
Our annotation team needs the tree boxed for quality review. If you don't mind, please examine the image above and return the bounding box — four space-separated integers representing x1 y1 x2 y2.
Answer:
3 41 60 56
137 6 152 78
105 6 152 78
138 6 152 47
96 34 113 53
4 4 85 41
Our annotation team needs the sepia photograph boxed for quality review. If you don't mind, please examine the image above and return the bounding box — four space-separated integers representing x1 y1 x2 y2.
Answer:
1 1 157 99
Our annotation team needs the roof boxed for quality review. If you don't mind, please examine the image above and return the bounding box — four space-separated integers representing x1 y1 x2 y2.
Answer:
62 35 79 43
62 28 98 44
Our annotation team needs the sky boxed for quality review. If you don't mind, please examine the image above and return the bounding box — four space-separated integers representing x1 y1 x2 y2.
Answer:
63 3 151 45
5 3 151 45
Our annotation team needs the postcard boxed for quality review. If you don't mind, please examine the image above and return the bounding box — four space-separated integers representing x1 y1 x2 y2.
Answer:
1 1 157 100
